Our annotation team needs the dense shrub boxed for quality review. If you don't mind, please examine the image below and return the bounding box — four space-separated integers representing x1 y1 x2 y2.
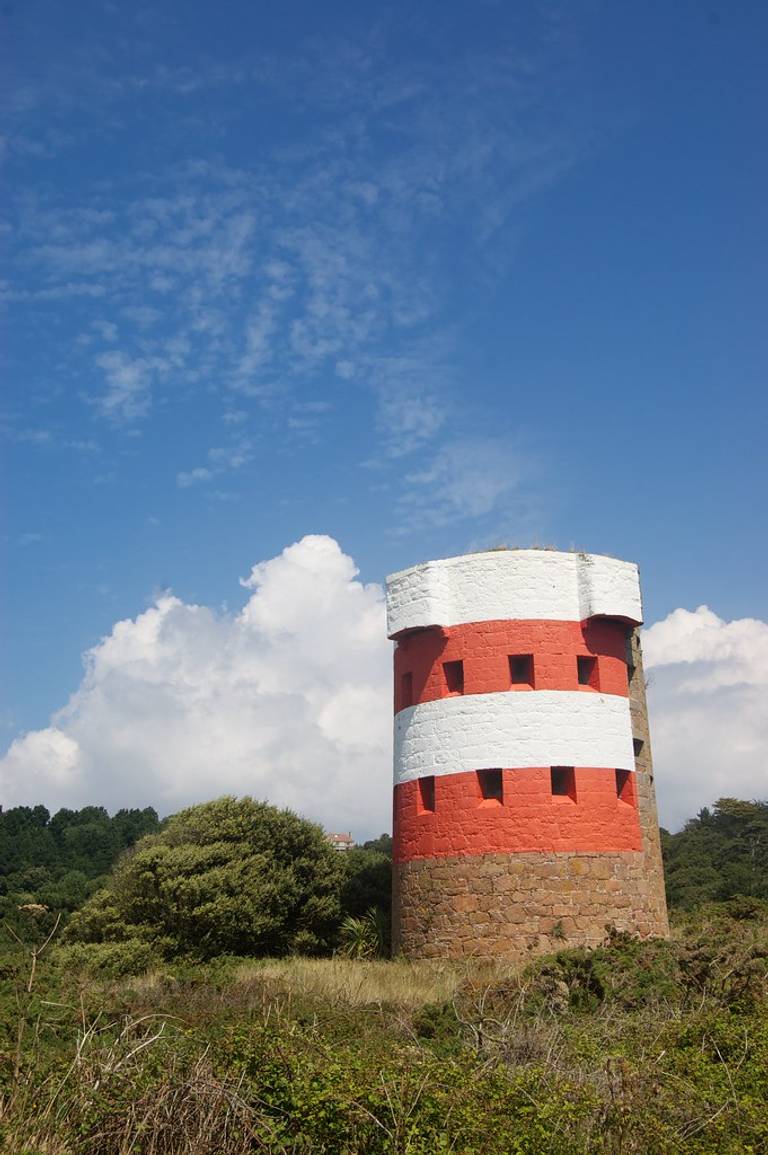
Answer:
338 847 391 920
53 938 161 978
64 796 346 960
338 908 389 958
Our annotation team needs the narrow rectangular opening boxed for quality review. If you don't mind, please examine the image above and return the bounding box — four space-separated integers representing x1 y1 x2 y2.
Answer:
443 659 464 694
632 738 644 759
577 655 599 689
615 769 634 804
417 775 435 814
625 635 636 686
509 653 534 687
477 768 503 804
400 672 413 709
551 766 576 801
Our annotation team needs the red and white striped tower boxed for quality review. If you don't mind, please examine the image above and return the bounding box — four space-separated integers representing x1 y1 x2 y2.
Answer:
386 550 669 959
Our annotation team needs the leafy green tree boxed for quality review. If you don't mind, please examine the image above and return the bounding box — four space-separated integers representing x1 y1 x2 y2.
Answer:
339 848 391 920
361 833 392 856
65 797 346 959
38 870 91 912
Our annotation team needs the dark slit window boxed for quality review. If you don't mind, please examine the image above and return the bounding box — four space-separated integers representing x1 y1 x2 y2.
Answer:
633 738 644 758
509 654 534 687
401 672 413 709
615 769 633 804
577 655 599 689
443 659 464 694
418 775 435 813
478 768 503 803
551 766 576 801
626 635 636 687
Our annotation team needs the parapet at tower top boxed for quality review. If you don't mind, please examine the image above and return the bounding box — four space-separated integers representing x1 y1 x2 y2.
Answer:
385 547 643 639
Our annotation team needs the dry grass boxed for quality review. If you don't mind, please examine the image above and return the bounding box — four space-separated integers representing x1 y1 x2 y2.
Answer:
231 955 520 1010
1 1016 287 1155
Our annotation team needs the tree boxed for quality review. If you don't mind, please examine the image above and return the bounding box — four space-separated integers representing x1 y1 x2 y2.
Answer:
339 848 391 920
65 796 346 959
0 803 160 925
361 833 392 856
662 798 768 908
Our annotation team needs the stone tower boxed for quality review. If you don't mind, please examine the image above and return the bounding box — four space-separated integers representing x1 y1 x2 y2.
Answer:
386 549 669 959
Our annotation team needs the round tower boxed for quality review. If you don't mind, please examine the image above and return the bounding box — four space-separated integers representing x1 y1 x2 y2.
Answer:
386 550 669 959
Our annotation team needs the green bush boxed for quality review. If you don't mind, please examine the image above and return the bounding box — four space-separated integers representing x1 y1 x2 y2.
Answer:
528 929 684 1012
337 907 389 959
338 847 391 919
64 796 346 960
53 939 160 978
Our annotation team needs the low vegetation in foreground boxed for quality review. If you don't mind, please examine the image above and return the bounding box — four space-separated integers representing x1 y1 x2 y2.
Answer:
2 899 768 1154
2 796 768 1151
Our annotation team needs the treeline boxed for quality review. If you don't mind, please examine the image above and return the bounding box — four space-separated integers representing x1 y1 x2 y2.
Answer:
0 804 161 922
661 797 768 908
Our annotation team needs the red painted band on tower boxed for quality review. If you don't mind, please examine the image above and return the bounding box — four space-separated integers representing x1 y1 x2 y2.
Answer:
394 618 630 713
393 766 641 863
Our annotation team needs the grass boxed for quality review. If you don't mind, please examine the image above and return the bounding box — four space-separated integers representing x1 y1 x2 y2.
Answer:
232 955 509 1009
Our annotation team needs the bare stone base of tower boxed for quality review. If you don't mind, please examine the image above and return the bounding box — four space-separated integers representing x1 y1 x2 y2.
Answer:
393 836 669 960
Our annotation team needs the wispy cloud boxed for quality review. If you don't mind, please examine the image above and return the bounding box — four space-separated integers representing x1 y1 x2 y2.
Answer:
93 352 155 423
177 440 252 488
398 435 534 533
14 427 53 445
0 280 107 302
5 23 589 517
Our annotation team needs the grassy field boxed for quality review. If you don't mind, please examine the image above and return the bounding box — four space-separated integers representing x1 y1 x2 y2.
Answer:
2 901 768 1153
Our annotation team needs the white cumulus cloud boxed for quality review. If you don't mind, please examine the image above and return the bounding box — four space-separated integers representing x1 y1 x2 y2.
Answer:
0 536 392 838
644 605 768 830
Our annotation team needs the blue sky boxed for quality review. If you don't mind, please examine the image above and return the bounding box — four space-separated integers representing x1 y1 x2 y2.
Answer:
2 1 766 832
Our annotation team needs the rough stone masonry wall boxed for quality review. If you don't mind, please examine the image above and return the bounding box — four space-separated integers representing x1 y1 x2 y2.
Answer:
393 848 666 959
626 626 669 938
392 627 669 959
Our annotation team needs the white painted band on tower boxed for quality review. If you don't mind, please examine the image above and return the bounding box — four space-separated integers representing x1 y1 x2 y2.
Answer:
394 690 635 783
386 550 643 637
